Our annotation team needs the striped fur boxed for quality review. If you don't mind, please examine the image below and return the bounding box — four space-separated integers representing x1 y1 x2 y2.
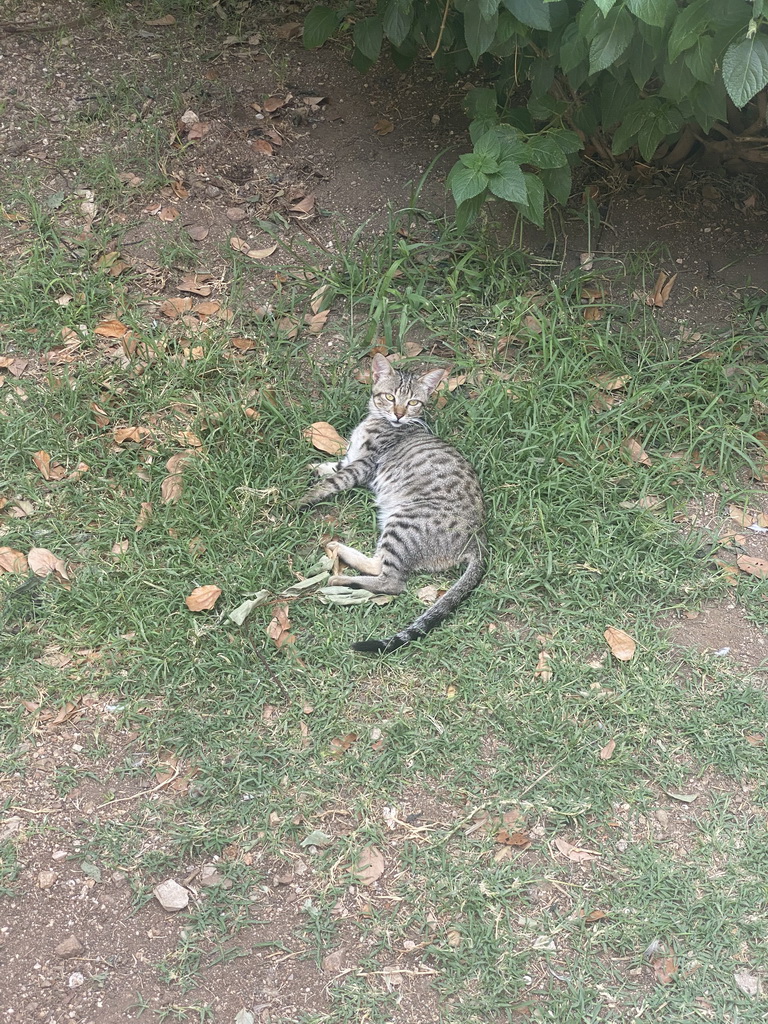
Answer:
299 354 486 654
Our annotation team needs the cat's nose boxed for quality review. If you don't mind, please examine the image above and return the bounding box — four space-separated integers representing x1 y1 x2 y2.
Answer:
394 407 406 420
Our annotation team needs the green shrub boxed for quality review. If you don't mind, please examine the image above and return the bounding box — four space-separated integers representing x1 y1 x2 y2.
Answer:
304 1 768 225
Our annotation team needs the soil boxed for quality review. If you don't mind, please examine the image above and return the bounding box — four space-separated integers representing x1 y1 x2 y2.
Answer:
1 2 767 1021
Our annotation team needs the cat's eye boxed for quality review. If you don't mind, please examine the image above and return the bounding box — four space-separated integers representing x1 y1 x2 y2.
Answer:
407 400 421 407
383 393 395 401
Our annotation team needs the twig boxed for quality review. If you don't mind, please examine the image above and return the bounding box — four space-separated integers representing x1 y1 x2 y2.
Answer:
98 766 181 808
252 645 291 700
430 0 451 58
517 763 557 797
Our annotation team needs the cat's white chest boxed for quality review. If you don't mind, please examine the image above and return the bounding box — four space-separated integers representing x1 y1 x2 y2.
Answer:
343 422 374 464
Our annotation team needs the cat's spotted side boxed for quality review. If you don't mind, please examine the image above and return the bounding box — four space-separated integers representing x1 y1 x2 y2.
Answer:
300 353 486 653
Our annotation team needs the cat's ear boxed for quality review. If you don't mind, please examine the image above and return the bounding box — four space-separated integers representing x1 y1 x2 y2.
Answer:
371 353 393 382
420 367 449 396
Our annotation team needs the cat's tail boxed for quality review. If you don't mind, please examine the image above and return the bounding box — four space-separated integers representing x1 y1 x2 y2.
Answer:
350 552 485 655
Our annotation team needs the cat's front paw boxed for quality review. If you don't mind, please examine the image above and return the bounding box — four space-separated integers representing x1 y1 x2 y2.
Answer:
311 461 340 479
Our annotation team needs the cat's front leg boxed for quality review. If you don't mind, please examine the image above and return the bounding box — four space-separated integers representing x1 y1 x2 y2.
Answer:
298 458 372 508
311 461 341 479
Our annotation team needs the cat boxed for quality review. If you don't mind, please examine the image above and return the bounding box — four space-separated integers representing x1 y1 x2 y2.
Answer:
299 353 486 654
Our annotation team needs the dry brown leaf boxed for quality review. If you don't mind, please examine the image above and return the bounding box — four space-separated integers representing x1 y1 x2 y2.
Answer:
653 955 678 984
179 274 213 296
303 421 347 456
113 426 148 444
67 462 89 483
599 738 616 760
111 540 129 556
161 473 184 504
736 555 768 579
403 341 424 357
554 837 599 863
329 732 358 755
263 95 288 112
230 236 278 260
266 602 295 648
604 626 636 661
534 649 553 682
147 14 175 25
231 336 257 352
90 402 110 427
373 118 394 136
186 122 211 141
194 300 221 317
158 205 180 222
584 909 607 923
590 372 631 391
94 318 129 339
186 224 209 241
622 437 652 466
288 194 315 217
251 138 274 156
647 270 678 308
159 296 193 319
495 829 531 849
185 584 222 612
310 284 331 314
134 502 152 532
27 547 70 584
355 846 385 885
305 309 330 334
0 547 28 573
188 537 206 557
274 20 301 39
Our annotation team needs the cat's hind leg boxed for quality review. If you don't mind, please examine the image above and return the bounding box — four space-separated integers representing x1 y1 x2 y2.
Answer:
328 542 406 594
328 541 382 576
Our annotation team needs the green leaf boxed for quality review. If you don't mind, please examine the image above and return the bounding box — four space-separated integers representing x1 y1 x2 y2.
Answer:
683 79 727 133
465 87 499 119
559 20 588 74
303 6 340 49
660 58 697 103
351 47 375 74
589 8 634 76
637 104 682 160
524 134 568 168
382 0 413 48
668 0 712 63
474 131 503 161
540 164 573 206
478 0 502 19
492 125 529 162
465 5 499 63
722 36 768 109
593 0 618 14
521 173 545 227
629 30 659 89
501 0 551 31
448 161 490 204
601 76 638 130
683 34 716 82
354 16 383 61
455 193 487 232
626 0 671 29
549 129 583 155
611 99 653 155
488 159 527 202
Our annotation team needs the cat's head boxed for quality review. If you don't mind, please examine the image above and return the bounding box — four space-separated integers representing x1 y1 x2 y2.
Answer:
369 353 447 424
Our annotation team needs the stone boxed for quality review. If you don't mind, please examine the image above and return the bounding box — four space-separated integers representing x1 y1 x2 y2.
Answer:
55 935 83 958
153 879 189 912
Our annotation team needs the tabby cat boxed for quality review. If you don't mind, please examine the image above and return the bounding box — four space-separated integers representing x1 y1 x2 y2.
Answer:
299 353 486 653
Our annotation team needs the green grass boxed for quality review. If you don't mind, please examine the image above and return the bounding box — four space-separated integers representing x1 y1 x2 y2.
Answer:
1 195 767 1022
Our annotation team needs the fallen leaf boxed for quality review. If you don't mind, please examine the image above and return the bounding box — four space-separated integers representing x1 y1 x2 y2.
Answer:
94 319 130 338
274 20 301 40
231 336 257 352
303 421 347 456
329 732 358 755
0 547 28 573
159 296 193 319
665 791 698 803
653 954 678 984
416 584 443 605
622 437 652 466
534 649 553 682
263 95 288 112
185 585 222 612
604 626 636 661
354 846 384 885
733 969 762 998
585 909 607 923
647 270 678 308
554 837 599 863
599 739 616 760
304 309 329 334
266 602 295 648
111 540 129 555
288 194 315 218
736 555 768 579
746 733 765 746
90 403 110 427
186 121 211 141
186 223 209 241
230 237 278 260
113 426 148 444
178 273 213 296
32 451 66 481
158 205 180 221
373 118 394 136
495 829 531 849
251 138 274 156
134 502 152 532
193 299 221 317
27 548 70 584
590 372 631 391
146 14 176 25
310 284 331 314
